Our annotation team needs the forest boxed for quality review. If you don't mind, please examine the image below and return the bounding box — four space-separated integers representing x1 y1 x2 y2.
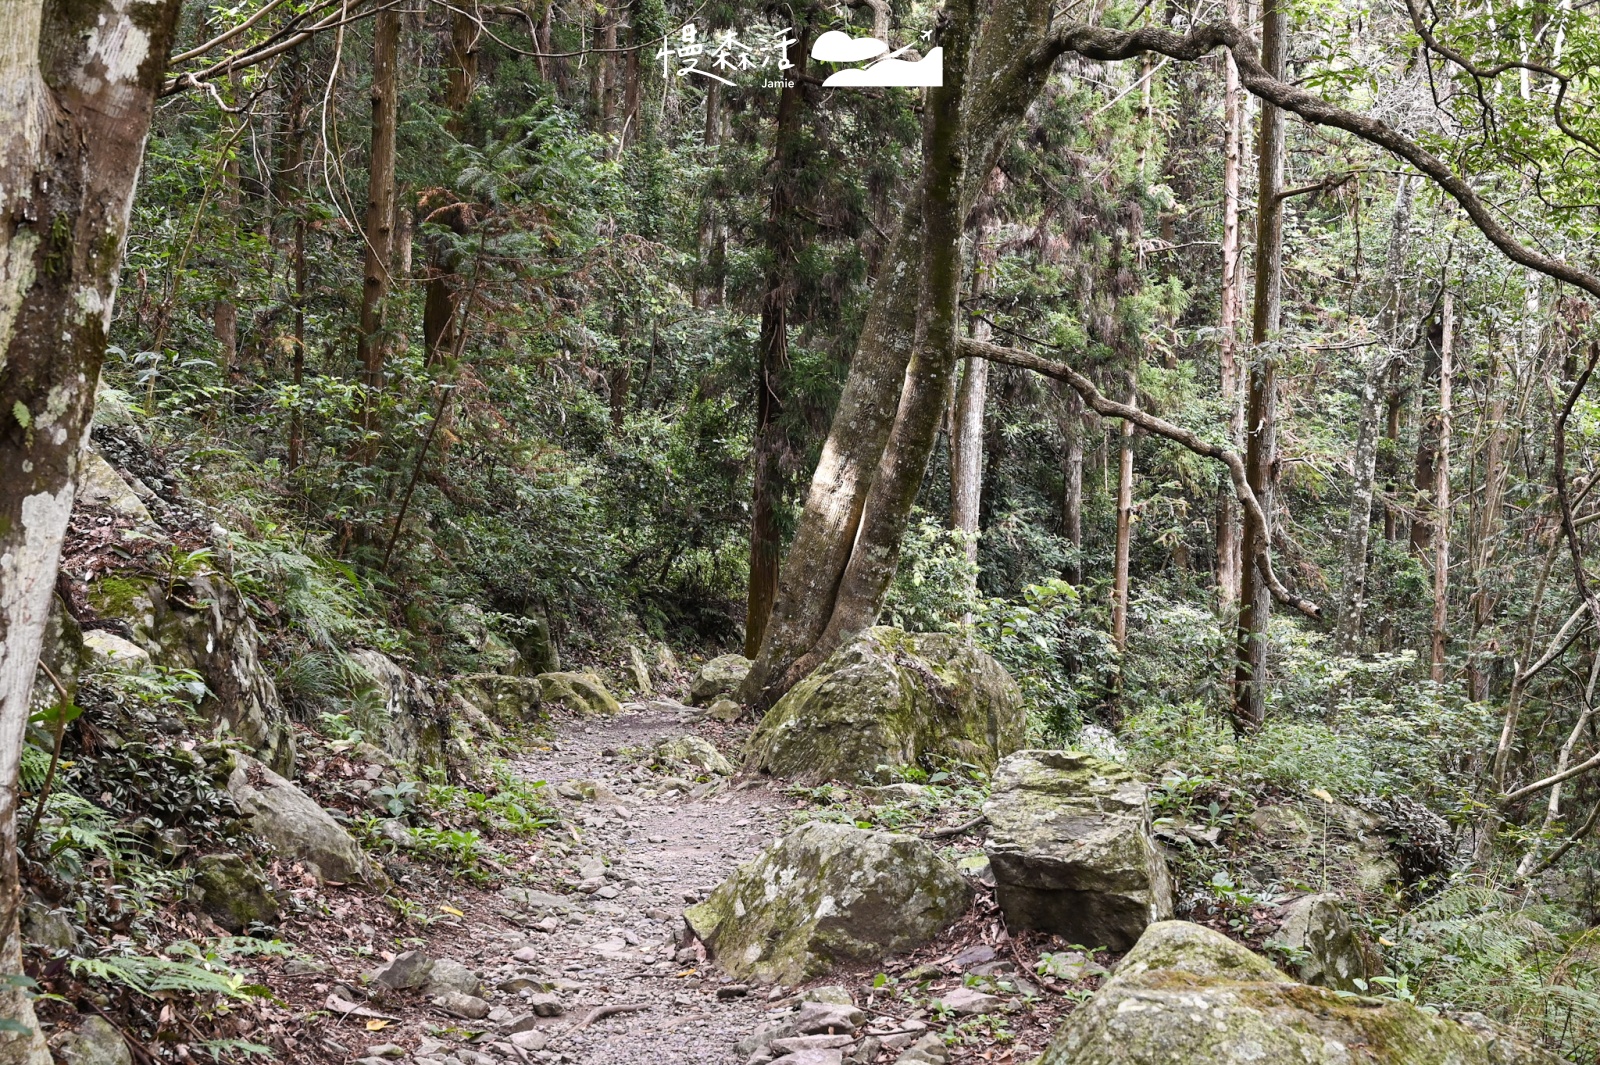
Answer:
6 0 1600 1060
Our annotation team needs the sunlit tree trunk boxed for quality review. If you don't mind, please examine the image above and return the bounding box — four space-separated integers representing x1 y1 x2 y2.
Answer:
1234 0 1286 732
1432 294 1454 681
357 9 401 450
1216 2 1244 612
950 247 993 566
0 0 182 1052
1410 317 1445 554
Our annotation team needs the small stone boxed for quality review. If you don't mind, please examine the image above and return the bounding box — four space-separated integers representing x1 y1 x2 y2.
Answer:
424 958 482 996
283 958 326 976
501 1012 540 1034
771 1035 855 1053
936 986 1001 1015
578 877 606 893
499 973 546 993
576 856 606 879
369 950 433 990
1036 950 1108 981
526 992 565 1017
595 885 621 899
432 991 492 1019
952 944 997 968
770 1051 844 1065
717 984 751 999
802 985 854 1006
792 1001 864 1034
512 946 541 963
364 1045 406 1060
511 1030 550 1051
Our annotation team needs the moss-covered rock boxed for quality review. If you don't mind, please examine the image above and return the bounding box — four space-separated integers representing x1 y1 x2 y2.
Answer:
651 735 733 777
691 654 752 706
191 852 280 932
684 822 971 984
84 570 296 776
983 750 1173 951
349 649 449 769
1037 921 1564 1065
452 672 546 731
743 627 1024 784
535 671 621 716
1265 893 1378 992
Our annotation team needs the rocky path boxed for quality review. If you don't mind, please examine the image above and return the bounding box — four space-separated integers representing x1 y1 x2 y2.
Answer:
498 703 798 1064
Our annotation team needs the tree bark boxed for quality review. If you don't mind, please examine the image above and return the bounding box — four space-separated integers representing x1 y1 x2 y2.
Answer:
1059 386 1085 584
743 0 1061 707
357 8 401 448
0 0 182 1052
1216 0 1244 612
695 82 726 308
1233 0 1286 732
1335 175 1412 653
1112 375 1136 652
1411 316 1445 555
744 30 809 659
445 3 480 131
283 50 309 471
950 250 992 565
1431 293 1453 681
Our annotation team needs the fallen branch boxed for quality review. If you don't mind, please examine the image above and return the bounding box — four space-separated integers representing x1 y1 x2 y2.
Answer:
919 814 988 840
557 1002 649 1040
962 337 1321 619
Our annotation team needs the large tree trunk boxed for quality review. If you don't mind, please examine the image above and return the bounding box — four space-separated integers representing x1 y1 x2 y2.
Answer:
744 31 809 658
1334 175 1412 653
743 0 1060 707
357 8 401 447
1233 0 1286 732
445 3 480 131
0 0 182 1052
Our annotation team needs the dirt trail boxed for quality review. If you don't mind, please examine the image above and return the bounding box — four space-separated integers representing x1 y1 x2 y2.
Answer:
498 702 796 1063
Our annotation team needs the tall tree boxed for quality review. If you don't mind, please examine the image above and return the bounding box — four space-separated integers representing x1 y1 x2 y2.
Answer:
1431 293 1454 681
357 8 402 446
950 233 994 566
745 27 810 658
0 0 183 1050
1215 0 1245 611
1233 0 1286 731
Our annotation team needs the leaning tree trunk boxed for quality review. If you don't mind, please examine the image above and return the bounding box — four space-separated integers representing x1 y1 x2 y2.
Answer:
743 0 1061 707
0 0 182 1054
1233 0 1286 732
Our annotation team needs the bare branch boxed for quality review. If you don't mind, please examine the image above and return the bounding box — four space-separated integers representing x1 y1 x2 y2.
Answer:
960 336 1322 620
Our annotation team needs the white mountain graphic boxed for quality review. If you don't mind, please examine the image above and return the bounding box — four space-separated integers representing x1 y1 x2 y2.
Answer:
811 30 943 87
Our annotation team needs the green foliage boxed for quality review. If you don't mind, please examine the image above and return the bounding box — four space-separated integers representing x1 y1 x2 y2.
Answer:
882 515 979 633
69 938 287 1002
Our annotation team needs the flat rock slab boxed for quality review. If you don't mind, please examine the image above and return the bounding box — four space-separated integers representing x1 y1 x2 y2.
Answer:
983 749 1173 951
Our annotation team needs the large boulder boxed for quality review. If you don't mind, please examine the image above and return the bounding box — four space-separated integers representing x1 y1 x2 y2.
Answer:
452 673 545 731
684 822 971 984
348 649 449 768
690 654 751 706
983 750 1173 951
83 570 295 776
49 1015 131 1065
1036 921 1563 1065
744 628 1024 784
651 735 733 777
1265 893 1376 992
534 672 620 717
191 852 280 932
77 448 158 527
227 754 378 886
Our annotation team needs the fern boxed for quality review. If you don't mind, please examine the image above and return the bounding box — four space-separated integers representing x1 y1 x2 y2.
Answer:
70 938 289 1002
